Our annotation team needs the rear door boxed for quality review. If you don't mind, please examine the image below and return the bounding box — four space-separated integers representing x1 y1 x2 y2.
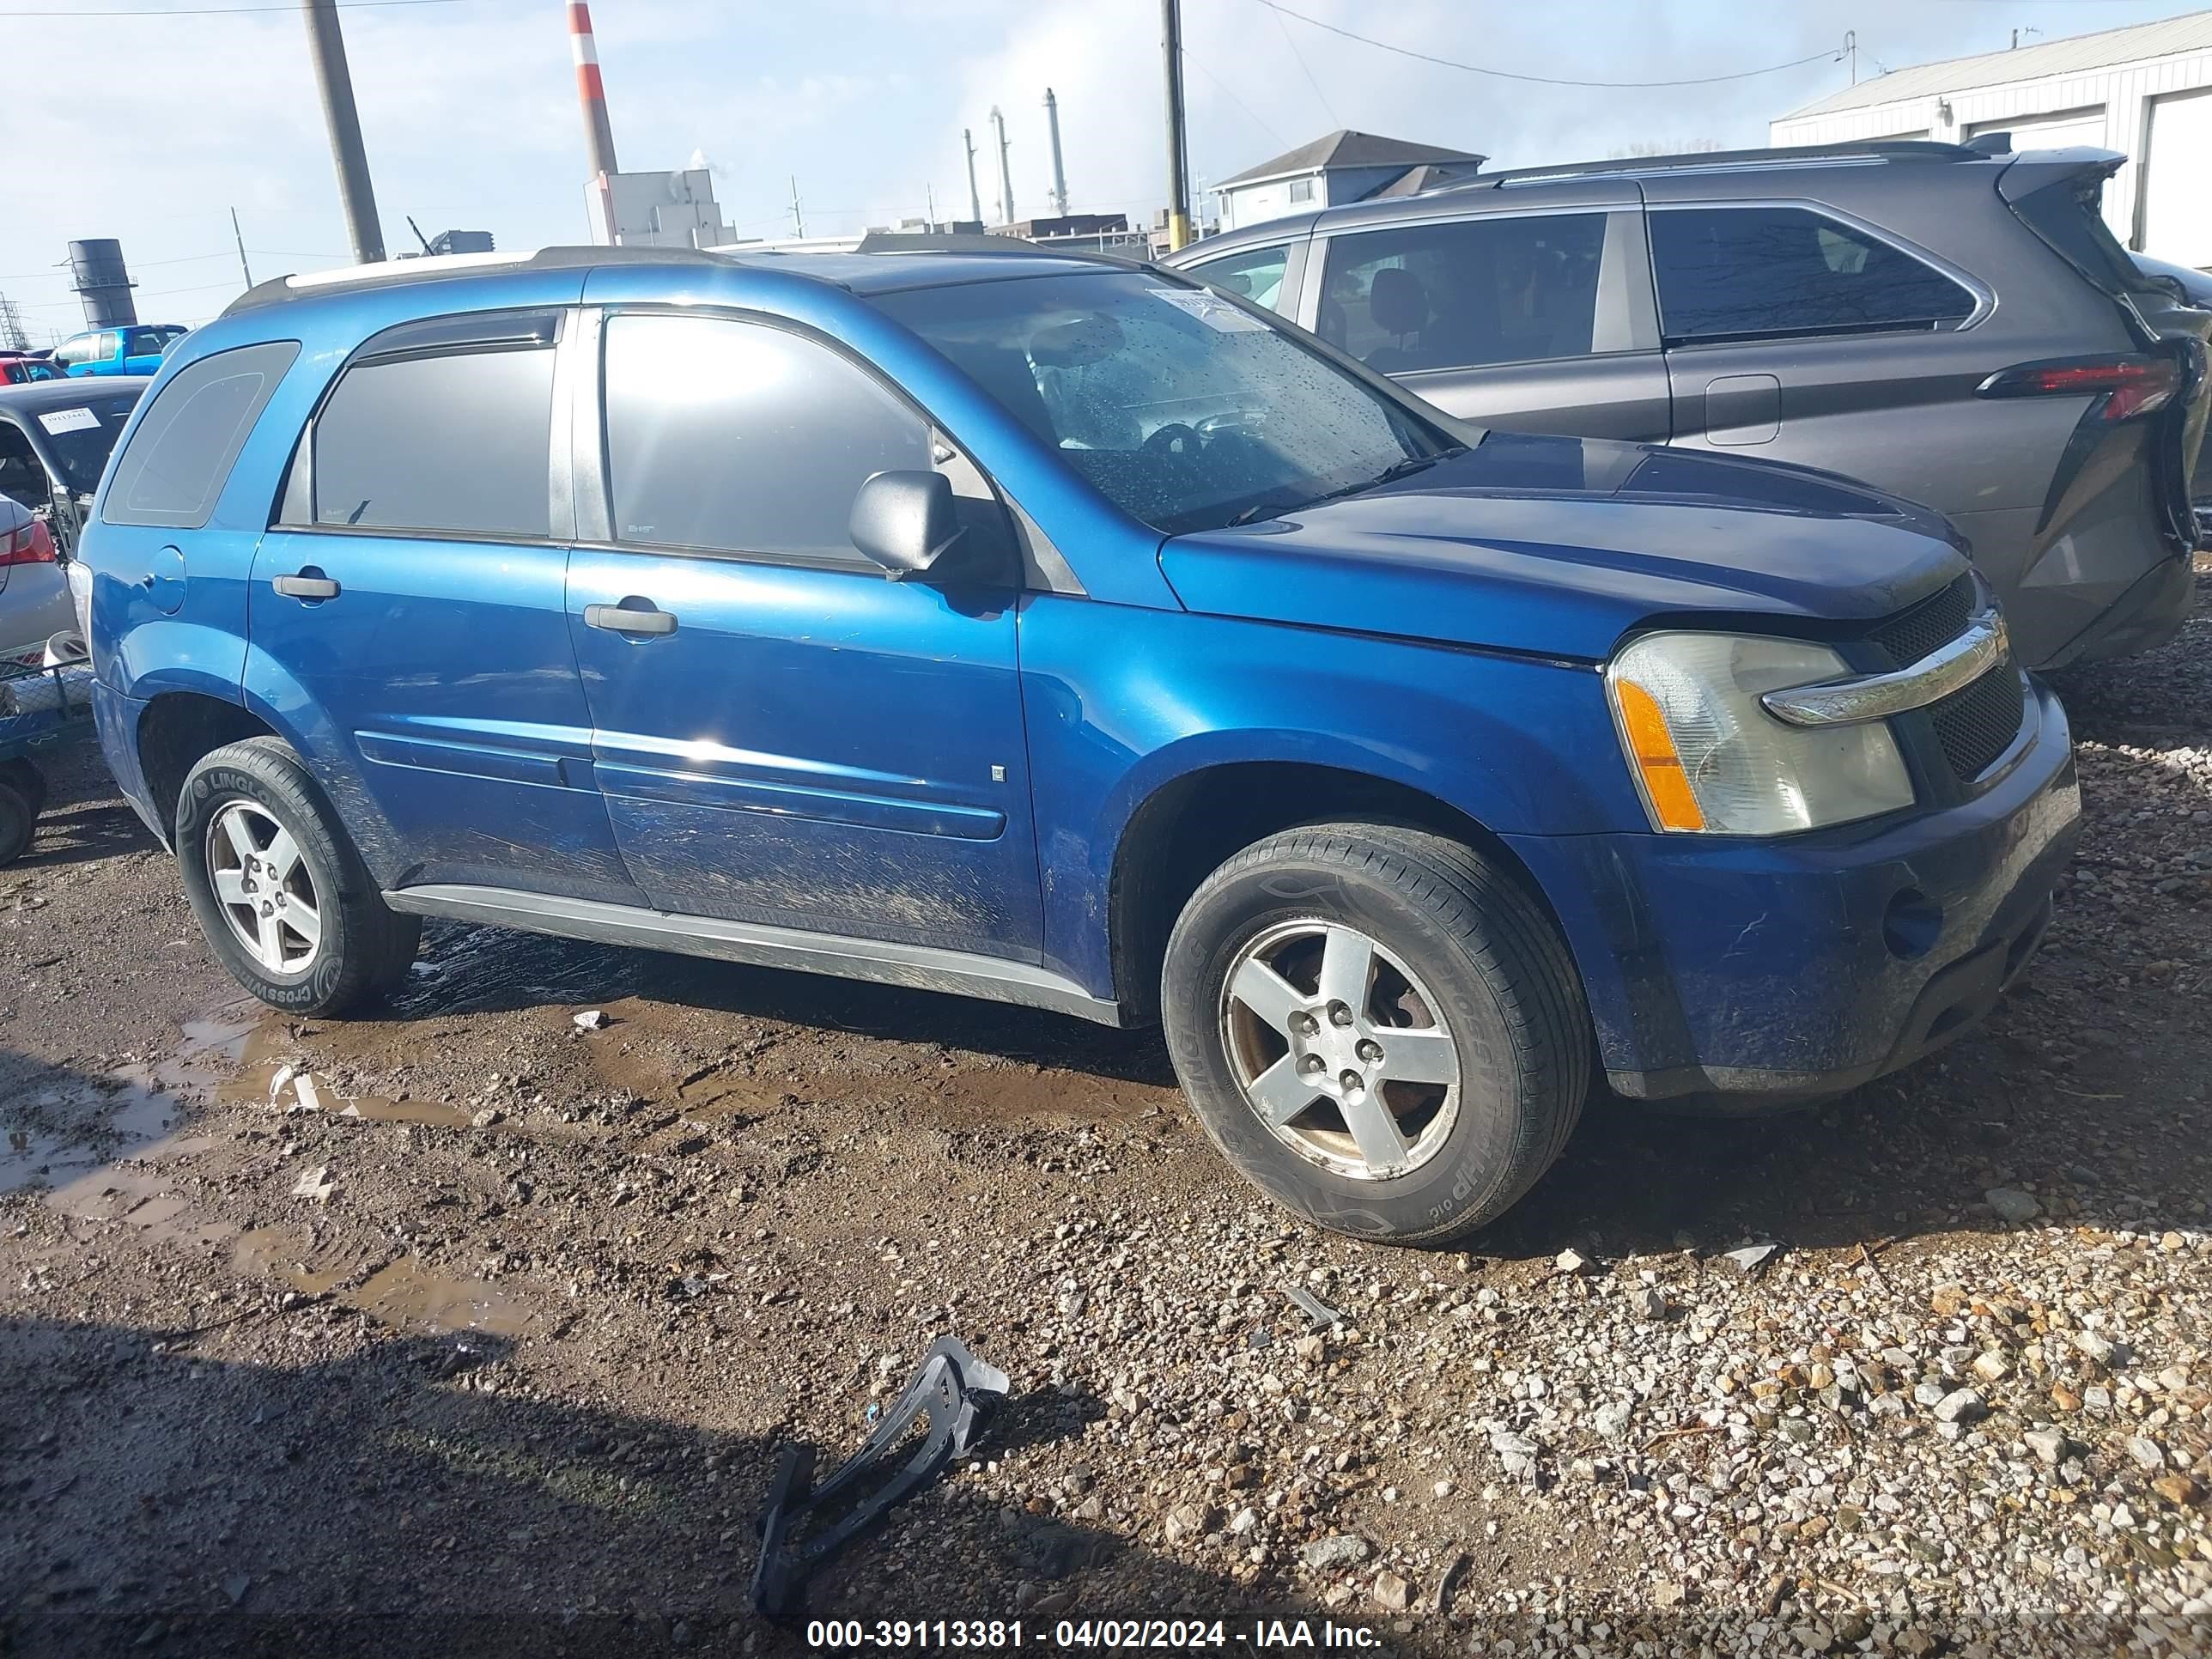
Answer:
1649 202 1994 505
1304 189 1670 441
564 306 1042 958
248 308 641 904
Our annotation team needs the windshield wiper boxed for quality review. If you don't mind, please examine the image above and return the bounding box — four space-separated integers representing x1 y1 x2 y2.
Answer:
1222 447 1466 528
1310 447 1465 505
1225 496 1308 526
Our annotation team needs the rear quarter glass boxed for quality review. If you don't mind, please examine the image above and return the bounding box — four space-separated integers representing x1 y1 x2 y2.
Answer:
102 341 301 531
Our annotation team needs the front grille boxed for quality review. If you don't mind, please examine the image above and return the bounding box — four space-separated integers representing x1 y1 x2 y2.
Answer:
1869 574 1974 670
1929 665 2026 781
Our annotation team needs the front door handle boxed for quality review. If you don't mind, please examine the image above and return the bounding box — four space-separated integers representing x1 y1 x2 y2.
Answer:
272 573 341 601
584 602 678 637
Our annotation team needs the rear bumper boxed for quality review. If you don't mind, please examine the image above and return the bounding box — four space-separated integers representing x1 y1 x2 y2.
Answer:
2044 544 2194 668
1509 676 2081 1106
90 681 167 846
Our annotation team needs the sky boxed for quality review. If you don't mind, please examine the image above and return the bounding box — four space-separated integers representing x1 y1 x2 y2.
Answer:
0 0 2205 344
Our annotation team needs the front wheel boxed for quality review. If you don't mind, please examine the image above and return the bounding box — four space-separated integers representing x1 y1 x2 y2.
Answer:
174 737 420 1015
1161 823 1589 1245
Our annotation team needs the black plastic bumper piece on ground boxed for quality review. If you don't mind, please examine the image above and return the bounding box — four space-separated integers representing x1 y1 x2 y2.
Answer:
750 1335 1011 1623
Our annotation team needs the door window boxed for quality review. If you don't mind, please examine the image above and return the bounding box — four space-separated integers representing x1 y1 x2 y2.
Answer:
601 313 932 564
1650 206 1976 345
1317 213 1607 373
1185 243 1293 314
102 341 298 528
311 343 555 538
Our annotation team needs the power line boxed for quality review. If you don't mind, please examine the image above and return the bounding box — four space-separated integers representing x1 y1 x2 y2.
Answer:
1251 0 1844 89
1267 3 1338 126
0 0 464 15
1183 47 1292 153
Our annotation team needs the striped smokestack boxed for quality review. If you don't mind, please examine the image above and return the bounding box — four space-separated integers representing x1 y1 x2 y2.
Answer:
568 2 619 182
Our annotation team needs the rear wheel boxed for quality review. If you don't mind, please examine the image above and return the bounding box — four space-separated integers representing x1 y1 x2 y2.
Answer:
0 757 46 821
0 779 33 866
174 738 420 1014
1162 823 1589 1245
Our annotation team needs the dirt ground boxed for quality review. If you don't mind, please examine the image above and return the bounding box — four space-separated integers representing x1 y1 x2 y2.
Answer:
3 570 2209 1657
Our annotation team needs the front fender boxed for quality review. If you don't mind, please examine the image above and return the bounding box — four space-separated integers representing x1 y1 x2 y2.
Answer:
1018 594 1641 996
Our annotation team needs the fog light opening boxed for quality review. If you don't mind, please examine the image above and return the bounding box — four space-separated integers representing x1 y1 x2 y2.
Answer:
1883 888 1942 960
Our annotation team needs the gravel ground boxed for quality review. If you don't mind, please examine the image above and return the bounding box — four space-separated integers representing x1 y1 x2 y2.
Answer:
3 565 2209 1657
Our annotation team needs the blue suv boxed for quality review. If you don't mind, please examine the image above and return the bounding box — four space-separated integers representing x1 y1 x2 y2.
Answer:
82 242 2080 1243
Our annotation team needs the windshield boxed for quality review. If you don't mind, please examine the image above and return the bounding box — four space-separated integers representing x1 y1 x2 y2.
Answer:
872 270 1455 534
30 393 141 492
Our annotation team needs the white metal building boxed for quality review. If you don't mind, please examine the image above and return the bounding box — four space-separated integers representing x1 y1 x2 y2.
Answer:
1771 10 2212 266
1213 131 1487 234
586 168 736 251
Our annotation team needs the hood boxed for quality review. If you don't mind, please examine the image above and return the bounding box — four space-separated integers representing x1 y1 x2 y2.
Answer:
1158 433 1969 662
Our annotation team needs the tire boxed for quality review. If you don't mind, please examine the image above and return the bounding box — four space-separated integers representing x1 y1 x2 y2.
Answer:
1161 823 1589 1246
0 780 32 867
174 737 421 1015
0 757 47 821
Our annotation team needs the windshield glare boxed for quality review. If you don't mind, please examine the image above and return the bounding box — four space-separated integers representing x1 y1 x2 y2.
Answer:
872 270 1452 535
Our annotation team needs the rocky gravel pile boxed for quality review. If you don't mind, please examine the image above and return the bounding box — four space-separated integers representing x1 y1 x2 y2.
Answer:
2 568 2209 1656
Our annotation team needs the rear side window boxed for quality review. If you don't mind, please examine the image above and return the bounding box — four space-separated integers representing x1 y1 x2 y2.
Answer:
101 340 299 528
1187 244 1293 314
312 345 554 538
1650 206 1975 345
601 313 932 563
1317 212 1607 373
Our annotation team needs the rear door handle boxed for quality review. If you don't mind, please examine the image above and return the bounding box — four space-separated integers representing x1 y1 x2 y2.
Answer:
272 574 341 600
584 603 678 637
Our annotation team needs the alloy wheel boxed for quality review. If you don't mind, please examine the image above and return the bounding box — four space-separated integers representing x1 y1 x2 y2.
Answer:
1218 919 1462 1181
206 800 323 974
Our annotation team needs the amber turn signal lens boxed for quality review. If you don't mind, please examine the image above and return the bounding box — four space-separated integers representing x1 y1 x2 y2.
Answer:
1613 678 1706 832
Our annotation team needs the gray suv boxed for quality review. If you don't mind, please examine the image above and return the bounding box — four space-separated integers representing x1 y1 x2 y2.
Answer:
1168 140 2210 669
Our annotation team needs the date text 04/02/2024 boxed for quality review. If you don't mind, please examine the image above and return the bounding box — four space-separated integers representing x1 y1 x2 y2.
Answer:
803 1619 1384 1649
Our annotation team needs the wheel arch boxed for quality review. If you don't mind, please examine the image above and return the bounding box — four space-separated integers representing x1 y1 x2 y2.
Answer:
134 690 281 842
1106 756 1573 1029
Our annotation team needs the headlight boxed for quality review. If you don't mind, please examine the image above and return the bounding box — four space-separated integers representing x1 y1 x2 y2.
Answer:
1606 632 1913 835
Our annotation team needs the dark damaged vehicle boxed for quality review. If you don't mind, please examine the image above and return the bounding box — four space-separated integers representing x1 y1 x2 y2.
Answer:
82 242 2079 1243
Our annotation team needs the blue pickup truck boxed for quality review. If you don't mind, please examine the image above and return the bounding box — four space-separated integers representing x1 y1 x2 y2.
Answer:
80 243 2079 1243
55 324 186 378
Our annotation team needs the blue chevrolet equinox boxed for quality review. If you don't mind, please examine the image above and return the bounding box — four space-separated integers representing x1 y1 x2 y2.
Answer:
82 241 2081 1243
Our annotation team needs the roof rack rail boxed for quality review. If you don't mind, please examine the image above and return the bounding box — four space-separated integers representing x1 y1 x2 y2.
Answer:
1438 138 1987 193
220 244 730 319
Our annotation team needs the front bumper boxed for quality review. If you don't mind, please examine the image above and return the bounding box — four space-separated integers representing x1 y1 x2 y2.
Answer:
1509 676 2081 1107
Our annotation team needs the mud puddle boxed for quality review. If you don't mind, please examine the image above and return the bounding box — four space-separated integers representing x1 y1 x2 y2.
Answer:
926 1065 1182 1128
390 920 635 1017
0 1008 268 1195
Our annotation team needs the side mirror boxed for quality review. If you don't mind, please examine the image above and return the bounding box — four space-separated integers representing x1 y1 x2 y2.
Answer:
849 470 966 580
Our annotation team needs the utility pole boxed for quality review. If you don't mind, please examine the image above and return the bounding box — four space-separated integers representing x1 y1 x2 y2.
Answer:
1044 87 1070 216
1160 0 1192 251
300 0 385 264
963 128 983 225
229 208 254 289
789 176 805 239
989 106 1014 225
926 182 938 228
1844 29 1857 86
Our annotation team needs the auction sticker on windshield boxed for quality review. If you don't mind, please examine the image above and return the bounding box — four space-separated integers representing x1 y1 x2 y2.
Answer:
38 407 102 436
1148 288 1268 332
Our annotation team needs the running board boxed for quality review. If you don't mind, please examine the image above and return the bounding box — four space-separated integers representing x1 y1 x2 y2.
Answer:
381 883 1123 1027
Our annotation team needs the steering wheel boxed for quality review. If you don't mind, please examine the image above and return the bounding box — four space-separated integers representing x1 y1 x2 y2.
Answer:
1142 422 1201 458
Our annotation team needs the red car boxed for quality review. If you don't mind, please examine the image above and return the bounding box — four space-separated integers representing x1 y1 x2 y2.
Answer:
0 353 67 387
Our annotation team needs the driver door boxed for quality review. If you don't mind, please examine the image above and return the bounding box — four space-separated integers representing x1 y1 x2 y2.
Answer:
565 307 1044 960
